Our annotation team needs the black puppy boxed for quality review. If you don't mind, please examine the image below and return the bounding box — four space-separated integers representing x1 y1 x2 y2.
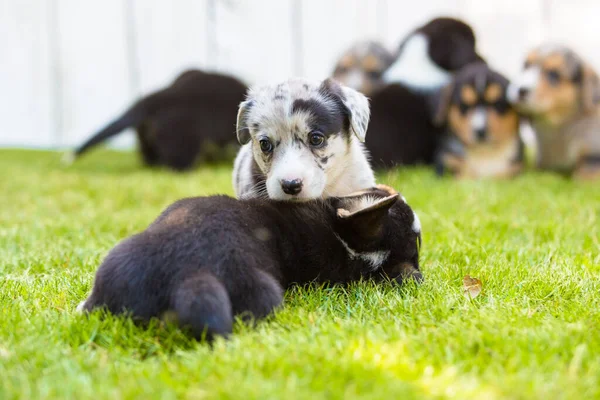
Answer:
67 69 248 171
366 17 484 168
78 185 422 340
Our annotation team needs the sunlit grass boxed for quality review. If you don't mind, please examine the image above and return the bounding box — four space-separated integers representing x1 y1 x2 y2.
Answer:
1 149 599 399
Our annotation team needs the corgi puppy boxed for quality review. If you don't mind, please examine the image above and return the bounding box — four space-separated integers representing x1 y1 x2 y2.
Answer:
78 186 422 340
435 63 523 179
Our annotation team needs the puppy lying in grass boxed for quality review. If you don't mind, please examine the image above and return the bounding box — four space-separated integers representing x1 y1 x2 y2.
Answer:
77 185 422 340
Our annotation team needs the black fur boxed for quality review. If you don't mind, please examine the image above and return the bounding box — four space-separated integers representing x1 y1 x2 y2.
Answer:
291 99 344 136
72 69 247 171
409 17 483 71
80 188 421 340
366 85 442 168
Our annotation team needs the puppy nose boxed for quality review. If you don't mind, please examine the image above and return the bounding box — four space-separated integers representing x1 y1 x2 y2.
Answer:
280 179 303 195
518 87 530 100
475 128 486 141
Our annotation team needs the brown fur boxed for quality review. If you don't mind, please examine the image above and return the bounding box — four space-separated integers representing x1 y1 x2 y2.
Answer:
332 41 394 96
435 63 523 179
510 45 600 178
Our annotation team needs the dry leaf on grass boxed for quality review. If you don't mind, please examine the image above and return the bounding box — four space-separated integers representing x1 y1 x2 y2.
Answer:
463 275 482 299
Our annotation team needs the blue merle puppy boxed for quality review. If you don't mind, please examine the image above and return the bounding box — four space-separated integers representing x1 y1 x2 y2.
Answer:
233 78 375 201
77 185 422 340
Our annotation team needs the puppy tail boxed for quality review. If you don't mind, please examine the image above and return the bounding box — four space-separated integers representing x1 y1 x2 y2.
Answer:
171 270 233 341
69 102 147 161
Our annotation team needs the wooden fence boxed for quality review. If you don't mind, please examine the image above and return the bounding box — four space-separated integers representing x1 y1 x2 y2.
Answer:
1 0 599 148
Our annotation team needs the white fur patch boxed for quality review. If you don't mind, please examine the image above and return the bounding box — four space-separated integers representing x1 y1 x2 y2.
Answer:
471 107 487 132
233 144 256 198
412 211 421 234
75 300 86 313
344 70 365 92
507 67 540 103
383 33 452 91
335 234 390 271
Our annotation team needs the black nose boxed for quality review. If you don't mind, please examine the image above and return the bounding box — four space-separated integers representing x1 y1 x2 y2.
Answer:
518 87 529 100
280 179 303 195
475 128 486 141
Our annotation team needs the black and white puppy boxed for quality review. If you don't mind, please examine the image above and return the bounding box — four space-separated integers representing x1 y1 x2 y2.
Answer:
77 185 422 340
67 69 247 171
366 17 484 168
233 78 375 200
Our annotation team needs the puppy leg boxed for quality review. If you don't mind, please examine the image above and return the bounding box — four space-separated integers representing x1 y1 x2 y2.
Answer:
441 153 465 176
573 154 600 180
496 162 523 179
171 270 233 340
227 268 284 324
137 123 160 166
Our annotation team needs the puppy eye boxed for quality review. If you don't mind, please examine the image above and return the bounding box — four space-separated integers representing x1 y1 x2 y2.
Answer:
308 131 326 148
546 69 561 86
259 138 273 153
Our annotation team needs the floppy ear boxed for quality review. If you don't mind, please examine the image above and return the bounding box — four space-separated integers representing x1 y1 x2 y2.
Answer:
236 99 254 145
319 78 370 142
432 82 454 126
581 64 600 113
335 193 398 242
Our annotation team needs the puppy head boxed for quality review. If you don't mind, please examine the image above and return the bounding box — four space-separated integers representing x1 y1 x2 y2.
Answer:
508 45 600 125
332 41 394 96
330 185 422 283
411 17 483 71
236 78 370 201
435 63 519 147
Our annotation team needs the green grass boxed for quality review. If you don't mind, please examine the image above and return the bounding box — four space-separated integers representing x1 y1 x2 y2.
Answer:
1 149 599 400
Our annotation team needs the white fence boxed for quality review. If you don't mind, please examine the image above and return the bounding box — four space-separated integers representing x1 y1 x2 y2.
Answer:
1 0 600 149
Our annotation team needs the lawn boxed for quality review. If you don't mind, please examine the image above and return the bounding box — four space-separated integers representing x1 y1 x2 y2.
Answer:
1 148 599 400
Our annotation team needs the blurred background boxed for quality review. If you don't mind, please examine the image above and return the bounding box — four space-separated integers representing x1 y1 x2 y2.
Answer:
1 0 600 150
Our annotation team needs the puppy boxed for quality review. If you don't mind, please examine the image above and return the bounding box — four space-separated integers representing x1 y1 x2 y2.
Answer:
366 17 484 168
383 17 484 91
434 63 523 179
332 40 395 96
78 185 422 340
233 78 375 200
508 45 600 179
68 69 247 171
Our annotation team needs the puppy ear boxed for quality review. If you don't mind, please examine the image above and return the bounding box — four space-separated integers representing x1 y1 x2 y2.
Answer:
432 82 454 126
319 78 370 142
236 99 254 145
335 193 398 241
581 64 600 113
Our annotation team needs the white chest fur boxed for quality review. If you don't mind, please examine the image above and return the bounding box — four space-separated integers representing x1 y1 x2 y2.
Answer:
384 34 452 91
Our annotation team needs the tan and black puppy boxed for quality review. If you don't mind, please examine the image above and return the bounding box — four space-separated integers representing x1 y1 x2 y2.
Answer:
508 45 600 179
434 63 523 179
332 40 395 96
